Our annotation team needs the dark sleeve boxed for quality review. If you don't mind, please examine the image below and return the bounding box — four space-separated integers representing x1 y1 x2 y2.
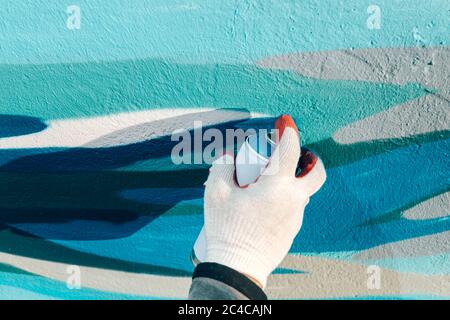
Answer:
188 262 268 300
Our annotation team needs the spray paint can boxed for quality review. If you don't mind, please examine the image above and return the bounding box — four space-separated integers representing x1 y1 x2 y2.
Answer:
191 131 281 266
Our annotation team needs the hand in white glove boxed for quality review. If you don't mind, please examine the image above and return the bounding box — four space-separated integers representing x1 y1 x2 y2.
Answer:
200 115 326 288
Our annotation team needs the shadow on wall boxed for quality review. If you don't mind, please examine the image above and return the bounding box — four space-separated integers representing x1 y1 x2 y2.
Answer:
0 115 47 138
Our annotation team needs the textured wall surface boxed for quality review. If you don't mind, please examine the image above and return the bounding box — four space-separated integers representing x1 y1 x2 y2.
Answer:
0 0 449 299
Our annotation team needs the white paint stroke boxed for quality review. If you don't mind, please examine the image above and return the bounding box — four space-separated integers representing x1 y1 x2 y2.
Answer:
0 252 191 299
0 109 267 149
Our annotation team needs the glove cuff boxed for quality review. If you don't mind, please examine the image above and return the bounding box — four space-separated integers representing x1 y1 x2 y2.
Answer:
205 241 274 288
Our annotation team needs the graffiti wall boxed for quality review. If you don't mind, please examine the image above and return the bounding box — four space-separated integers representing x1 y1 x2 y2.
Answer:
0 0 449 299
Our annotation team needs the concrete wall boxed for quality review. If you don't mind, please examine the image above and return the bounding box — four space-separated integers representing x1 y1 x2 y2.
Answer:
0 0 448 299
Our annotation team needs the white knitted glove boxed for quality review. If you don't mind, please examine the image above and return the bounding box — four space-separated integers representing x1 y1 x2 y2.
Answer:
201 115 326 288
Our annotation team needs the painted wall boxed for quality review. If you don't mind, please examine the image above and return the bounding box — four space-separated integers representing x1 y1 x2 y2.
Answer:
0 0 449 299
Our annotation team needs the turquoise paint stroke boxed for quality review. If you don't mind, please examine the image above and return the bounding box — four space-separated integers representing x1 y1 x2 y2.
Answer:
0 59 425 144
0 270 159 300
0 0 448 64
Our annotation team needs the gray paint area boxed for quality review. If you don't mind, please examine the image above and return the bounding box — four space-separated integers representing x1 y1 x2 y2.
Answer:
83 109 251 147
333 94 449 143
353 230 450 260
402 191 449 221
258 47 449 143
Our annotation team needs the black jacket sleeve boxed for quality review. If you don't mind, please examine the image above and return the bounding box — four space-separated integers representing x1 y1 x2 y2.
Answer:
188 263 267 300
